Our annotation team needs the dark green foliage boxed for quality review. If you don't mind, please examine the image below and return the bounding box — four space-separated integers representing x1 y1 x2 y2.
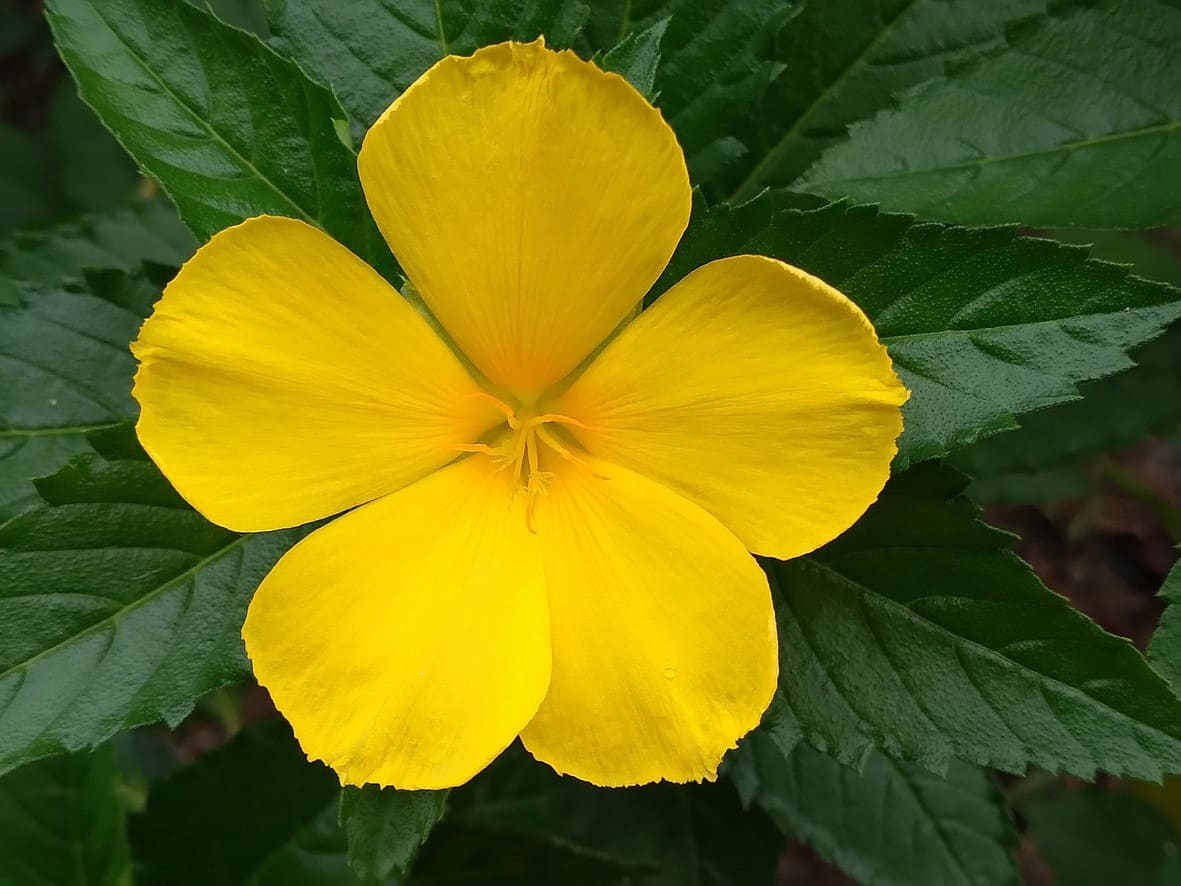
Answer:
46 0 386 269
777 464 1181 779
1023 788 1181 886
0 431 304 774
130 720 341 886
724 0 1043 203
729 729 1019 886
0 747 129 886
799 0 1181 227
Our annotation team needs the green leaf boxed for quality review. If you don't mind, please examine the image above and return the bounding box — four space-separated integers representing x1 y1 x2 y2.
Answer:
599 18 667 98
130 720 340 886
0 123 59 233
265 0 590 135
798 0 1181 228
774 463 1181 779
1149 560 1181 694
0 431 305 775
0 746 129 886
724 0 1044 203
1024 788 1179 886
0 268 165 521
248 805 361 886
642 0 789 187
953 323 1181 504
448 748 781 884
46 0 383 266
658 196 1181 467
340 785 449 883
0 202 194 297
729 730 1019 886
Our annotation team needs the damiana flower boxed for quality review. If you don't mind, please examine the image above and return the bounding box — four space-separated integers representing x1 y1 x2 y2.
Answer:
131 40 907 789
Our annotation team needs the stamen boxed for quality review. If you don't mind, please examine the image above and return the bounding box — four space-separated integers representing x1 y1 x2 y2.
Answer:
454 405 604 532
534 424 610 479
464 391 520 428
524 412 595 431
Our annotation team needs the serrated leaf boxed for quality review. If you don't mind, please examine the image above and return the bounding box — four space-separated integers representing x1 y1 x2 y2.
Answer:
729 730 1018 886
448 747 781 885
265 0 589 137
247 805 360 886
641 0 789 186
340 784 449 884
1149 560 1181 694
1024 788 1179 886
130 720 340 886
599 18 667 98
774 463 1181 779
0 746 129 886
723 0 1044 203
798 0 1181 228
0 433 304 775
46 0 384 267
0 202 194 297
954 323 1181 504
0 268 164 521
657 196 1181 467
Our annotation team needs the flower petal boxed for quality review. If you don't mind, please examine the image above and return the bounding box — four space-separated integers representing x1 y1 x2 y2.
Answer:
242 457 549 790
357 40 691 397
520 456 777 787
555 255 908 561
132 216 499 533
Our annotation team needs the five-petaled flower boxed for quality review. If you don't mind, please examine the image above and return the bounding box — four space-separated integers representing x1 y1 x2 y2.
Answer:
131 40 907 790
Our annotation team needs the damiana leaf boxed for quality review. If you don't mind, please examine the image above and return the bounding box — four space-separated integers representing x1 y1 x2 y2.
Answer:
1149 560 1181 695
1023 788 1179 886
0 746 129 886
0 430 305 775
340 784 449 884
599 18 668 98
777 463 1181 779
728 729 1019 886
130 720 340 886
266 0 590 136
723 0 1044 203
642 0 789 186
446 747 781 884
798 0 1181 228
0 202 194 299
0 268 163 521
658 196 1181 467
953 322 1181 504
45 0 387 270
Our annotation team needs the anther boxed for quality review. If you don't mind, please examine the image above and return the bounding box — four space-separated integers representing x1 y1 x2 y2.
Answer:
464 391 520 428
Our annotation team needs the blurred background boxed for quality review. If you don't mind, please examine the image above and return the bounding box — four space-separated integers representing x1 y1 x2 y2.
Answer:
2 0 1179 882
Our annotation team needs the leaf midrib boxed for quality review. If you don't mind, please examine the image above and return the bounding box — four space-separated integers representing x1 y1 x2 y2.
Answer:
878 301 1179 346
69 0 319 229
808 118 1181 188
0 423 123 440
798 555 1181 756
0 533 247 684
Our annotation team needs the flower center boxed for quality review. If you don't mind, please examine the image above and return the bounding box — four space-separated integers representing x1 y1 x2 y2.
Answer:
455 392 597 531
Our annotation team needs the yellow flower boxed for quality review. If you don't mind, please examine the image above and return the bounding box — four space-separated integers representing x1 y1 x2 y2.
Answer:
130 40 907 790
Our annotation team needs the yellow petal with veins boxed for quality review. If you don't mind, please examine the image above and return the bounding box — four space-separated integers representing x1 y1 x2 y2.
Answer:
132 216 499 533
521 454 777 786
358 40 691 399
243 457 549 790
556 255 907 561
